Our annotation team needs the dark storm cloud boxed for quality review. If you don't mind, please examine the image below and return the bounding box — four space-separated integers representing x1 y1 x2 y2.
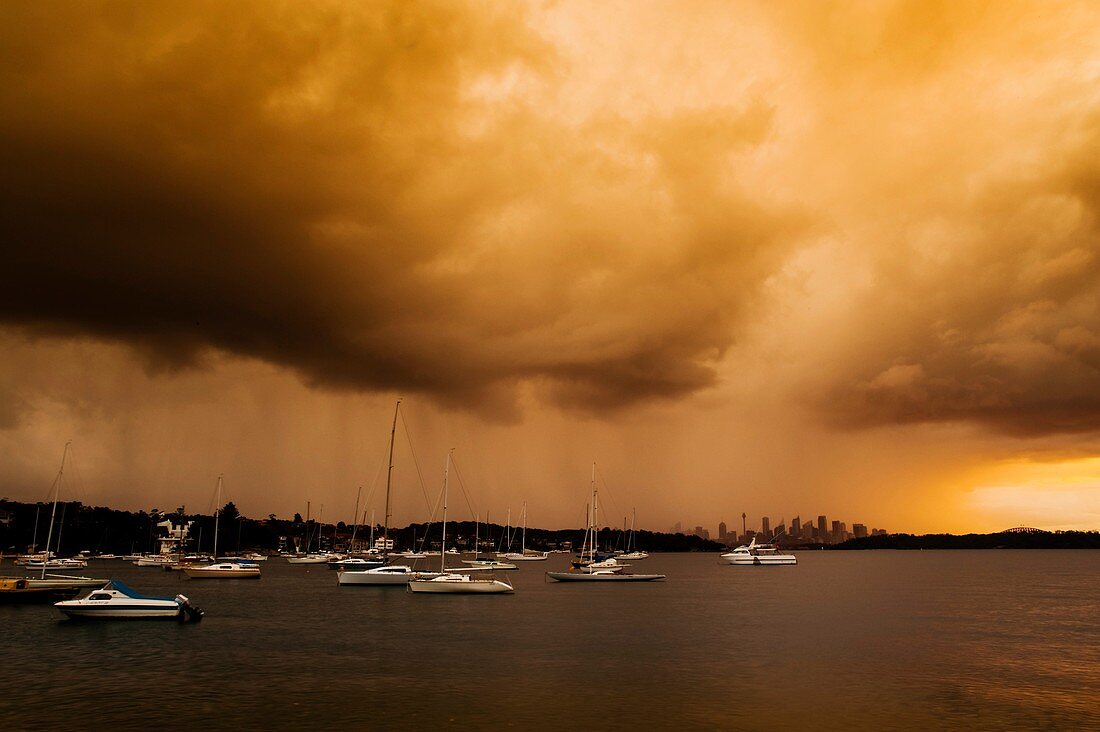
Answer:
0 0 803 416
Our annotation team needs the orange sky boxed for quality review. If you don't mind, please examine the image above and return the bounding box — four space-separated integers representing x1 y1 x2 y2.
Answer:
1 1 1099 533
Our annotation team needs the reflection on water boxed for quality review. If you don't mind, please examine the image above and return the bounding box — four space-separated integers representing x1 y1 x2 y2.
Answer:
1 551 1097 730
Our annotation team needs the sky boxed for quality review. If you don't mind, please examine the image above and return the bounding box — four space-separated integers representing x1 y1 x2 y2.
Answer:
2 0 1099 533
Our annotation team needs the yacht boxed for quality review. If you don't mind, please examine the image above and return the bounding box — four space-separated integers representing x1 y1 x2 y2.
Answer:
54 580 203 621
184 562 261 579
461 559 517 571
720 537 797 566
408 573 513 594
337 564 440 586
546 568 665 582
285 553 332 565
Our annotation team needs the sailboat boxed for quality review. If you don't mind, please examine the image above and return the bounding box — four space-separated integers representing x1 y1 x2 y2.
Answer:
338 401 440 587
408 451 513 595
286 501 332 564
617 508 649 560
2 442 107 603
462 511 517 570
496 502 548 561
184 477 261 579
546 463 665 583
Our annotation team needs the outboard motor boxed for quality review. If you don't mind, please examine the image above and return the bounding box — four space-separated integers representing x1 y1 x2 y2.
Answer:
175 594 204 622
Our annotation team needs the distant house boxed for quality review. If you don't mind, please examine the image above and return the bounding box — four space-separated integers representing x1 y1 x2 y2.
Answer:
0 509 13 527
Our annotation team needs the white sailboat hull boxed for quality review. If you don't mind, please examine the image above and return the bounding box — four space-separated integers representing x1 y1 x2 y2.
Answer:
337 569 441 586
496 553 548 561
546 571 665 582
407 576 513 594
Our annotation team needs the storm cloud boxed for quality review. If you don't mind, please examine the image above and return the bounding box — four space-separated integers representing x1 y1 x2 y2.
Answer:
0 0 803 416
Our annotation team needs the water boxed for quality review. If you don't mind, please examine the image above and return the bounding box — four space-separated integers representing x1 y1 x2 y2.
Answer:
1 551 1097 730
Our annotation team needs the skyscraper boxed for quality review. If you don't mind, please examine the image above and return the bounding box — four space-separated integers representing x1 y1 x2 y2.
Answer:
762 516 770 537
718 521 727 541
818 515 827 542
791 516 801 536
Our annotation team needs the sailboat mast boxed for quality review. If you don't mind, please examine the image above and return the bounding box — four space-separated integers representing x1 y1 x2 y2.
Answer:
40 441 70 578
213 475 222 560
521 501 527 554
473 512 479 561
382 400 401 552
440 450 451 574
350 484 363 551
590 462 597 562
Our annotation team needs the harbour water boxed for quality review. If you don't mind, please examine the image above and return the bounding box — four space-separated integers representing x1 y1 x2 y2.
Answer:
1 551 1097 730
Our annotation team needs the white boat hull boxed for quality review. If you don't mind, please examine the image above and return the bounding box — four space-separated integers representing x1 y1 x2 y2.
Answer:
496 553 548 561
461 560 518 570
721 554 797 565
337 569 441 586
407 577 513 594
58 606 182 619
546 571 665 582
184 564 261 578
285 556 329 564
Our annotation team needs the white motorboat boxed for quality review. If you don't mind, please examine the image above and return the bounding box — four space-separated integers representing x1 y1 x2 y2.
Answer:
546 569 665 582
617 551 649 560
395 550 433 559
54 580 203 621
337 564 440 586
184 562 261 579
408 573 513 594
720 537 797 566
579 557 626 573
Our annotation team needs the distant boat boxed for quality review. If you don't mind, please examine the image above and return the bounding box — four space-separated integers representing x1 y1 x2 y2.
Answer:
546 569 665 582
616 508 649 560
54 580 203 621
327 557 384 571
184 562 261 579
183 477 261 579
720 537 796 566
462 511 517 570
338 564 440 586
547 463 665 584
497 502 549 561
409 451 513 595
286 554 331 565
338 401 439 587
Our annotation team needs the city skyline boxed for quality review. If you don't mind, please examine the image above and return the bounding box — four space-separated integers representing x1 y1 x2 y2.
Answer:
2 2 1100 534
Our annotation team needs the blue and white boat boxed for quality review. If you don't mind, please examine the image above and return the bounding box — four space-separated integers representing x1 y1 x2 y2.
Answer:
54 580 204 621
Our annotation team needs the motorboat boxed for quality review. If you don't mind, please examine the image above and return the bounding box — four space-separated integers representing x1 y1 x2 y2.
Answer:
395 550 433 559
407 573 513 594
54 580 203 621
461 559 518 571
572 557 626 573
327 557 384 571
183 562 261 579
337 564 440 586
546 569 665 582
720 537 797 566
617 551 649 560
285 553 331 565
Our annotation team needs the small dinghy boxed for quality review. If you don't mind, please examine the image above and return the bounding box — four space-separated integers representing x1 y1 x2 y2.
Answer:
54 580 204 621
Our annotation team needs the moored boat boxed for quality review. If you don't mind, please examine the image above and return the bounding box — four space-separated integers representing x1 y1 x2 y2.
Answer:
408 573 513 594
337 564 440 586
546 569 665 582
54 580 203 621
720 537 797 566
184 562 261 579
